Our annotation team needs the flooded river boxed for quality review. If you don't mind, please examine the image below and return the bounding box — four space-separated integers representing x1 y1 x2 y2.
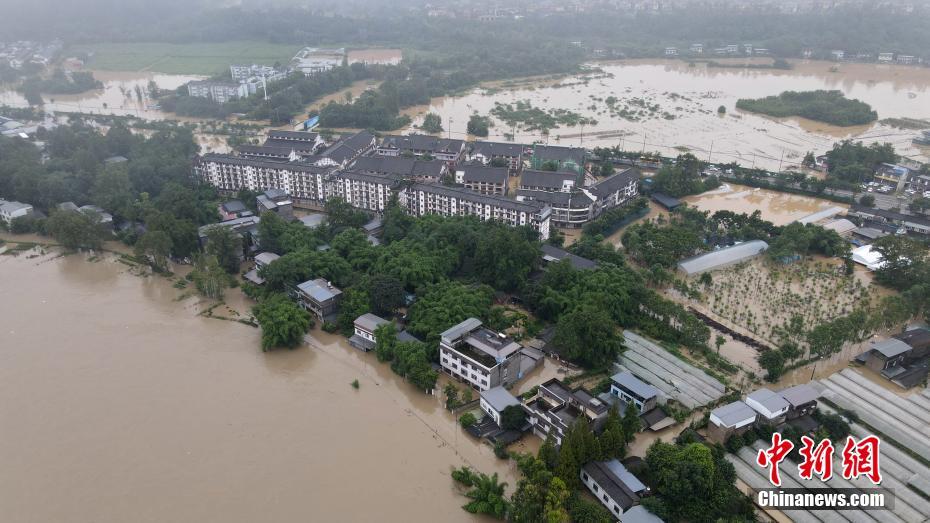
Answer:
0 70 203 119
0 247 528 522
408 59 930 169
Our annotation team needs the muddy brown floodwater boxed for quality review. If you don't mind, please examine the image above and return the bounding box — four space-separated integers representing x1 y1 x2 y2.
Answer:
0 248 526 523
408 59 930 169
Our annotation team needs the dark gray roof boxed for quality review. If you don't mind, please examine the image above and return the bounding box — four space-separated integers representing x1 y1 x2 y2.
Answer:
354 313 389 332
516 189 593 209
651 192 681 209
895 327 930 351
620 505 664 523
254 252 280 265
778 383 820 408
267 130 320 142
849 205 930 228
458 165 508 184
409 182 547 214
397 330 422 344
533 144 585 163
352 156 416 175
410 160 446 178
339 170 403 187
237 144 299 158
380 134 464 155
746 388 790 414
870 338 912 358
336 130 375 152
520 169 583 190
541 244 598 270
263 138 320 152
297 278 342 302
198 153 334 174
264 188 288 200
610 371 659 400
710 400 756 427
582 460 640 511
591 168 639 198
221 200 247 213
481 386 521 413
470 141 525 158
853 227 888 240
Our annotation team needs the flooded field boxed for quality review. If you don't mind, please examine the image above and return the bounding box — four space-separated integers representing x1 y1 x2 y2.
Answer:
682 182 846 226
0 70 203 119
0 246 535 523
408 59 930 169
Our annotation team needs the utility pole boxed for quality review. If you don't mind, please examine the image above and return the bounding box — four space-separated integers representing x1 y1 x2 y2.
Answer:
448 117 453 139
641 131 646 154
778 149 785 172
708 140 714 163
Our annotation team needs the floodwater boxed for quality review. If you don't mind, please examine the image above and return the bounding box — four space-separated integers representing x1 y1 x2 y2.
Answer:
0 246 536 523
682 182 846 226
408 59 930 169
0 70 203 120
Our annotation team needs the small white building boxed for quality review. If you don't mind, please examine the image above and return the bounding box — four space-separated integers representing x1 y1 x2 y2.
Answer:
0 199 33 225
745 388 790 424
580 460 650 519
479 386 521 426
349 313 390 352
708 400 756 444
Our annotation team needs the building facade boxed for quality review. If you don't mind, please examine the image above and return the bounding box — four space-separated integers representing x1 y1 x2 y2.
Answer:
439 318 526 391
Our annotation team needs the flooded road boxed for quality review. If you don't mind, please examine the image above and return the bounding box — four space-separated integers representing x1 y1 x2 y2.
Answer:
682 182 846 226
409 59 930 169
0 247 524 523
0 70 203 119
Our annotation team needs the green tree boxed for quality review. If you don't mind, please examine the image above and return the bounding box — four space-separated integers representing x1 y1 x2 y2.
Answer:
543 477 570 523
92 164 133 219
46 209 104 250
552 306 624 368
253 294 312 351
258 211 289 254
500 405 528 430
598 405 627 460
461 471 509 519
374 323 399 363
444 383 460 410
459 412 478 428
134 230 173 271
420 112 444 134
370 273 405 315
859 194 875 207
205 226 243 274
337 286 371 336
190 254 229 300
872 235 928 290
467 113 490 137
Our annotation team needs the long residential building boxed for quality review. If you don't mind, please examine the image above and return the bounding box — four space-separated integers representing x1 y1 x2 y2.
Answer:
401 182 551 240
194 154 552 239
517 168 640 228
439 318 527 391
194 154 335 204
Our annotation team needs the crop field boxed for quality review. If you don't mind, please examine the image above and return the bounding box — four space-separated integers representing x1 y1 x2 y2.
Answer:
67 42 299 75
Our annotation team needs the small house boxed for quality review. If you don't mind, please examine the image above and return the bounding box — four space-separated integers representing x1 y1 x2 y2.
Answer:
219 200 249 221
540 244 598 270
858 338 912 374
778 383 819 420
256 188 293 220
745 388 790 425
0 200 33 225
350 313 390 352
708 400 756 444
244 252 280 285
608 371 659 414
580 459 650 519
479 386 522 427
295 278 342 323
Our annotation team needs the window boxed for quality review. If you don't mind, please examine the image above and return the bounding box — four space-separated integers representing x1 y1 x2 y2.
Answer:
592 484 598 492
614 506 620 515
582 473 588 481
602 494 609 503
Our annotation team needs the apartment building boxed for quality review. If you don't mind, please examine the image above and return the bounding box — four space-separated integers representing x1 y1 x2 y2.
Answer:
467 141 525 173
186 81 248 103
334 171 402 213
439 318 526 391
455 165 509 195
193 154 334 204
525 378 609 445
517 168 639 228
400 182 552 240
376 134 466 163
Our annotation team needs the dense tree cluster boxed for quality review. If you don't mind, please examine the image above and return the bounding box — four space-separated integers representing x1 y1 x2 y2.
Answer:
0 121 214 259
736 90 877 127
825 140 897 183
649 154 720 197
373 324 438 392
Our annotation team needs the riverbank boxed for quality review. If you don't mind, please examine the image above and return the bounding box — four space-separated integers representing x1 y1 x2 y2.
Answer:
0 245 527 522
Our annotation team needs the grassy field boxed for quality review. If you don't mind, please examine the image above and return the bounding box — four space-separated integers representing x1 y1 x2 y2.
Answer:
67 42 300 75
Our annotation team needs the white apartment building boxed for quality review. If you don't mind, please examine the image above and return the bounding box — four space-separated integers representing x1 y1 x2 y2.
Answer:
439 318 526 392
